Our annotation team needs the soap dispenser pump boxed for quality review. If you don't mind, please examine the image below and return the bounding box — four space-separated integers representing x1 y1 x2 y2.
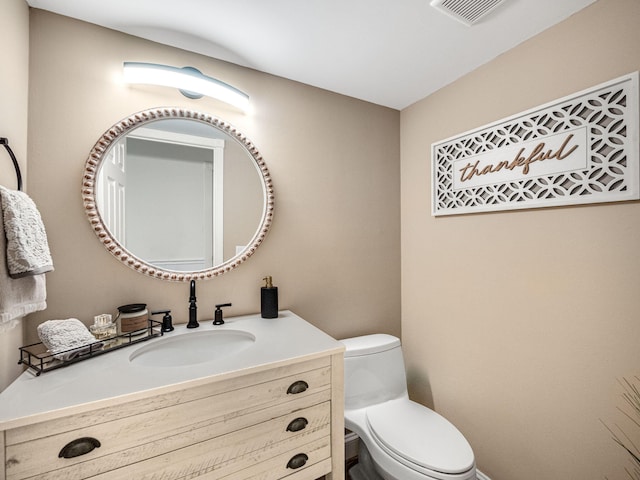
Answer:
261 276 278 319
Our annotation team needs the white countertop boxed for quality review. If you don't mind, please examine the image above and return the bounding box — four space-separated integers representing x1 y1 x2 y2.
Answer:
0 310 344 430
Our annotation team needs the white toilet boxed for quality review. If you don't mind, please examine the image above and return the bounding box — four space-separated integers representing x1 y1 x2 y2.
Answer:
341 334 476 480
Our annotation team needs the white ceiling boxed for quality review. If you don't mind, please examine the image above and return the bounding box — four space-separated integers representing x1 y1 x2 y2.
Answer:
26 0 597 110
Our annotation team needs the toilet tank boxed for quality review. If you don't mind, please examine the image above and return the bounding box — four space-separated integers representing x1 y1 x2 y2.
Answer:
340 334 408 410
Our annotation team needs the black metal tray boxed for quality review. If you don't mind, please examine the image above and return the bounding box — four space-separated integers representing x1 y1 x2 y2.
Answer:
18 319 163 376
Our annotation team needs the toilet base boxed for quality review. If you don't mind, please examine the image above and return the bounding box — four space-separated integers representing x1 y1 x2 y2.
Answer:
348 429 477 480
347 463 367 480
348 441 385 480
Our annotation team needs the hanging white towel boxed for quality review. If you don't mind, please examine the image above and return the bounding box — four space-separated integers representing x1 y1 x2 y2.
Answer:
37 319 101 361
0 186 54 279
0 199 47 333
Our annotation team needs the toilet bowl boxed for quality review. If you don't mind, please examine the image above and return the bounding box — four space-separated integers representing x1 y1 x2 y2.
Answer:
341 334 476 480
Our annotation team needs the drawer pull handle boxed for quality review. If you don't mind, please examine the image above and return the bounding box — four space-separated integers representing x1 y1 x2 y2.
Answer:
59 437 101 459
286 417 309 432
287 453 309 469
287 380 309 394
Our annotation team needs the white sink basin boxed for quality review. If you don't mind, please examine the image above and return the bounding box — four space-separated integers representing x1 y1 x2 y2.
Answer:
129 329 256 367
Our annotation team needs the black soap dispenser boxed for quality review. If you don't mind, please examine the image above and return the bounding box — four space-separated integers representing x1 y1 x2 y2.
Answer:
261 276 278 318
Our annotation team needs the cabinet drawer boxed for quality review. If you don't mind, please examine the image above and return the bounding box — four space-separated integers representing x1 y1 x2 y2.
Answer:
38 403 331 480
6 372 331 479
8 356 331 446
196 436 332 480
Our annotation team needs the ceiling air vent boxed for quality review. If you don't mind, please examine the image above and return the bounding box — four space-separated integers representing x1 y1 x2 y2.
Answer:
430 0 508 26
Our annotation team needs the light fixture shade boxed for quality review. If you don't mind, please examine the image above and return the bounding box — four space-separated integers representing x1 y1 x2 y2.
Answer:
123 62 249 112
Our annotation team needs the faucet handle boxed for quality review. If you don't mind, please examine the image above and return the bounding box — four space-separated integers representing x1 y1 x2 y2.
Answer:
151 310 174 332
213 303 232 325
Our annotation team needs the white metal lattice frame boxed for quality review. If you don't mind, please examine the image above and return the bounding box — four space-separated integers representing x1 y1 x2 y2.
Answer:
431 72 640 216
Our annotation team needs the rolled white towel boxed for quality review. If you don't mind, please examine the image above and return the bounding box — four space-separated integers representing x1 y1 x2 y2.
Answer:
37 318 102 361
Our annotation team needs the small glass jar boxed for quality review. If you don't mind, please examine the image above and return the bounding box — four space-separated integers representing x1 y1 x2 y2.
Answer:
89 314 117 340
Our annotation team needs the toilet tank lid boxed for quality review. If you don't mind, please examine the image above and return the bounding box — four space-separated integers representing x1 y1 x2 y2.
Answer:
340 334 401 357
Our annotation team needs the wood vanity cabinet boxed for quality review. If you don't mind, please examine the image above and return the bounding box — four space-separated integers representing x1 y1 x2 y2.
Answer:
0 353 345 480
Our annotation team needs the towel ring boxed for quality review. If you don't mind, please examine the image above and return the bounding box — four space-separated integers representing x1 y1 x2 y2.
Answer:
0 137 23 191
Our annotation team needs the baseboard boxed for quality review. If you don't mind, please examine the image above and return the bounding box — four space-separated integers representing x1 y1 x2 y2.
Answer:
476 469 492 480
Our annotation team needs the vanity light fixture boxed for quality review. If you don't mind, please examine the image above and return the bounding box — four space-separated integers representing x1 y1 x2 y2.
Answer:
123 62 250 112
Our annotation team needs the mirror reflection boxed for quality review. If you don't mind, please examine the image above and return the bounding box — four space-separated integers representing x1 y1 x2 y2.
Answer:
83 108 274 281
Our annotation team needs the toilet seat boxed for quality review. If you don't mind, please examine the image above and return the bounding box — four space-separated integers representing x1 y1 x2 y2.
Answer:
365 398 475 478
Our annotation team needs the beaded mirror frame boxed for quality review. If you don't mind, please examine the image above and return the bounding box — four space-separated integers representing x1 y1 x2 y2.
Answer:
82 107 274 282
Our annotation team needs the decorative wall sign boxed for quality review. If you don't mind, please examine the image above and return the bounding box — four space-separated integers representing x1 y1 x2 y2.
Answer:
431 72 639 216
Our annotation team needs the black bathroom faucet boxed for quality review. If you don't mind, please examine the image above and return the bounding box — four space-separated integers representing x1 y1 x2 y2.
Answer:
187 280 199 328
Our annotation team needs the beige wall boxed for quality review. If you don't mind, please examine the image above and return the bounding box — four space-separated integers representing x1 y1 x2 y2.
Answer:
0 0 30 391
8 0 639 477
401 0 640 478
22 12 400 345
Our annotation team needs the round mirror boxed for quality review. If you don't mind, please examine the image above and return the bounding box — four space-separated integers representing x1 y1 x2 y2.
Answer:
82 107 274 282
